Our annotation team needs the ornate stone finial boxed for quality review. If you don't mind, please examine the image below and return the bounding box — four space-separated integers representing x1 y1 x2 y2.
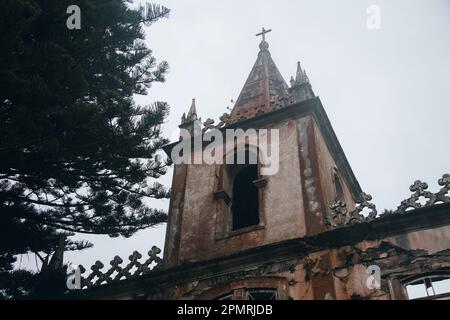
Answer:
292 61 310 86
259 40 269 51
295 61 303 83
290 61 315 103
256 27 271 51
181 98 197 124
303 70 310 83
187 98 197 118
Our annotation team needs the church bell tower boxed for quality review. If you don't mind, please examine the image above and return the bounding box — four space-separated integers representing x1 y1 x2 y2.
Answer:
162 29 362 273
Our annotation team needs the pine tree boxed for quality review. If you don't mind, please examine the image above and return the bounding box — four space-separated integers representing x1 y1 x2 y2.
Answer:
0 0 171 298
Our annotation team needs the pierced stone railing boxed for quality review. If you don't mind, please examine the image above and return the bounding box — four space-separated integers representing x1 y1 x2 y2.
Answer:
324 192 377 228
78 246 163 289
324 173 450 229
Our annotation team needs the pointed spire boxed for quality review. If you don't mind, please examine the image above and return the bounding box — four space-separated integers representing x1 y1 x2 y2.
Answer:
290 76 295 87
290 61 315 103
295 61 304 83
303 70 310 83
179 98 201 136
293 61 309 86
187 98 197 120
227 28 290 124
181 98 198 124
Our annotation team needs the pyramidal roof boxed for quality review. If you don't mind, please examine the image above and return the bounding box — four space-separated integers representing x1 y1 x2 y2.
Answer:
227 39 290 124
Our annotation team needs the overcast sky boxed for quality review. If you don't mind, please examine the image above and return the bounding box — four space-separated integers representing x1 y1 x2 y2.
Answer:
16 0 450 272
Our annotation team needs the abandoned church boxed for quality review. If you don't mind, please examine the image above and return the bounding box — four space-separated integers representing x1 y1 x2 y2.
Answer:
72 32 450 300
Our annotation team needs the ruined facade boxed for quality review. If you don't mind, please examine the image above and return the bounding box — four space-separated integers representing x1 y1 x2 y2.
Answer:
74 36 450 300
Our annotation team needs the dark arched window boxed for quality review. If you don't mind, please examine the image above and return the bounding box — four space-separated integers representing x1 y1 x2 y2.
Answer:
232 164 259 230
226 149 260 231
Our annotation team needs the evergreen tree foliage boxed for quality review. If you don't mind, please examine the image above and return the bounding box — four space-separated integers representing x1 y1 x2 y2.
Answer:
0 0 171 298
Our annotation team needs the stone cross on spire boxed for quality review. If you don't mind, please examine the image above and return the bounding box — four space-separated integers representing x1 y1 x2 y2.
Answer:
255 27 272 42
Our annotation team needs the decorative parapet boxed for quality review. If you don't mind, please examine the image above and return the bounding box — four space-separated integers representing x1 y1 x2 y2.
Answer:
202 113 230 133
325 174 450 229
324 192 377 228
394 174 450 214
78 246 163 289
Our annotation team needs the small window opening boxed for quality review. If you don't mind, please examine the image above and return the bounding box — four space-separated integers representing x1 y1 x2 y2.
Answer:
334 172 344 202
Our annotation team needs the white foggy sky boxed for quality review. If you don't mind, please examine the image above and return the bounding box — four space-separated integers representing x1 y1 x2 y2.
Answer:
16 0 450 271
